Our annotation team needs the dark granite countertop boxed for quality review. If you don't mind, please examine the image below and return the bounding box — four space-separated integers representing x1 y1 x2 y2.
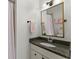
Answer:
30 37 70 58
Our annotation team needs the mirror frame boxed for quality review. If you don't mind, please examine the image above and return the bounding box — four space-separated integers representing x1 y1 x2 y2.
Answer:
41 2 65 38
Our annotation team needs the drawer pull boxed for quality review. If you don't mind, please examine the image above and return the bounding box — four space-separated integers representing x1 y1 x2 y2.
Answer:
34 54 37 56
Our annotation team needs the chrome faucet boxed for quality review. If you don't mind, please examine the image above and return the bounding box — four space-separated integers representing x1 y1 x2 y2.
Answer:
47 37 53 43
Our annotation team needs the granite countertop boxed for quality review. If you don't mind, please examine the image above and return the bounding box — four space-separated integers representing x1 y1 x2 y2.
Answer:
30 37 70 58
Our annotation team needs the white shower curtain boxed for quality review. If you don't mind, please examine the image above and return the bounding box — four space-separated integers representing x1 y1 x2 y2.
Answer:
8 1 15 59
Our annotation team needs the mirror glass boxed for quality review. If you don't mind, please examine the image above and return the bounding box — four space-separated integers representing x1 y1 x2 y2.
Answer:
41 0 64 38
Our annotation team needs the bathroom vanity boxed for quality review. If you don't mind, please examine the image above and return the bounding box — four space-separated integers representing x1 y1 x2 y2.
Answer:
30 0 70 59
30 37 70 59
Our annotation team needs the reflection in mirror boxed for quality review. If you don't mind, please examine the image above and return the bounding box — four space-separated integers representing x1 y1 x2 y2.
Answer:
41 0 64 38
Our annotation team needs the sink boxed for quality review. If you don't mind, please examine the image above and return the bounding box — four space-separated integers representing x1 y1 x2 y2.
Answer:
40 42 56 47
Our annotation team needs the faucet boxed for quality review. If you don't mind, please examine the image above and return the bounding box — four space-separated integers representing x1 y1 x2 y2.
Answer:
47 37 53 43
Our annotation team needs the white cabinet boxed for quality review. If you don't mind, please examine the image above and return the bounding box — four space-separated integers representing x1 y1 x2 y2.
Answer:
31 44 67 59
31 49 49 59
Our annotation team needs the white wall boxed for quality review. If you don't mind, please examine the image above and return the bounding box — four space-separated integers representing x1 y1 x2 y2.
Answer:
15 0 41 59
40 0 71 42
64 0 71 41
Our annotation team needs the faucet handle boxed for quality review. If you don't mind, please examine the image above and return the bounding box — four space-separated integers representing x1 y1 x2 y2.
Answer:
48 37 53 43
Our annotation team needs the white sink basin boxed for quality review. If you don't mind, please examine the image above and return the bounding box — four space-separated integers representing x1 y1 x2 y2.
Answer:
40 43 56 47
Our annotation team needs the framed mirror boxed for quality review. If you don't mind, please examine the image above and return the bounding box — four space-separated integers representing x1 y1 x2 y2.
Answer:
41 0 64 38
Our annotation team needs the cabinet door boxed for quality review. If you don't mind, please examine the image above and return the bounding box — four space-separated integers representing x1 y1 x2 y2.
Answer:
31 49 42 59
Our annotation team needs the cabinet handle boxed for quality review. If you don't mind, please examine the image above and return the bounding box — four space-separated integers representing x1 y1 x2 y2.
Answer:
34 53 37 56
42 57 44 59
64 19 67 22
